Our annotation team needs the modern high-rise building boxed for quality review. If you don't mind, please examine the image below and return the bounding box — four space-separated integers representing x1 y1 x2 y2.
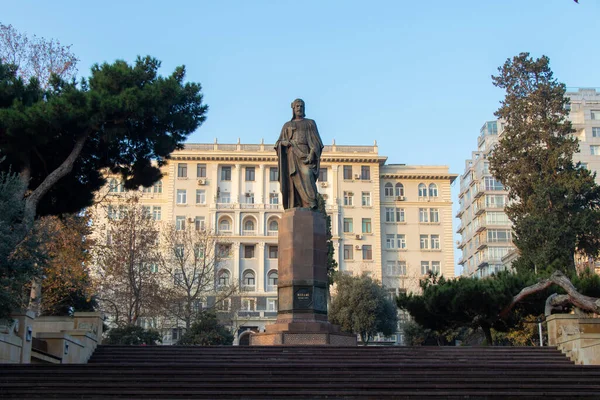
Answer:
93 141 456 344
457 88 600 277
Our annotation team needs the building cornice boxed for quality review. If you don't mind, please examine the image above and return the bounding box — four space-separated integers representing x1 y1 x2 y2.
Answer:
170 154 388 164
380 174 459 183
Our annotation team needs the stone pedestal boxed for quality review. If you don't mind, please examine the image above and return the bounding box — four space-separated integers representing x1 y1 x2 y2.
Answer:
251 208 356 346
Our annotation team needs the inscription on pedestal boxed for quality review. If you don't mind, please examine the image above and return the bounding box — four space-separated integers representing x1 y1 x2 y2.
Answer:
294 287 313 309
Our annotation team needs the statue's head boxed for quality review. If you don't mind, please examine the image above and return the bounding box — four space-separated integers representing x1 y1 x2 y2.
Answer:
291 98 305 120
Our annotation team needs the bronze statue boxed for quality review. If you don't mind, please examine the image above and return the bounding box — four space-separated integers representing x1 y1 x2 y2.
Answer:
275 99 324 209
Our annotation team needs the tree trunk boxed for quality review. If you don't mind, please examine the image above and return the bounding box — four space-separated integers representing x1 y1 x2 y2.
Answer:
481 324 494 346
500 270 600 318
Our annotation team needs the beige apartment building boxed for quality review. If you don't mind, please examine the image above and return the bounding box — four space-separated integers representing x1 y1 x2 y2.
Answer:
457 88 600 278
94 141 456 344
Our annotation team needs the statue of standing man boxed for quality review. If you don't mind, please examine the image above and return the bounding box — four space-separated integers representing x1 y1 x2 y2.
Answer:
275 99 324 210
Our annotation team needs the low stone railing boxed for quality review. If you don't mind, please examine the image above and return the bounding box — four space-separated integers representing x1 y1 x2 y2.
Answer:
547 313 600 365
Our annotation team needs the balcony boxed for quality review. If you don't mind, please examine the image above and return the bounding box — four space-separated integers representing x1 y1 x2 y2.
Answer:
456 209 465 218
267 230 278 236
242 230 258 236
456 224 464 234
240 203 258 209
266 285 277 292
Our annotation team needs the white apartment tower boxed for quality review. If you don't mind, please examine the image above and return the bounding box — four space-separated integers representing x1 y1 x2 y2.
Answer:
457 88 600 277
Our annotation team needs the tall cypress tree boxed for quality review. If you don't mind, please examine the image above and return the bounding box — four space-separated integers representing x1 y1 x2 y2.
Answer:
489 52 600 274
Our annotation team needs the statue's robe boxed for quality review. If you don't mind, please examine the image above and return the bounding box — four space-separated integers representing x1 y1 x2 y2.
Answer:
275 118 324 209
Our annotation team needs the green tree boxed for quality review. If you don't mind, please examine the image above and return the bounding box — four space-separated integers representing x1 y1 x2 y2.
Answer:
397 272 543 345
0 168 45 321
488 52 600 274
329 274 397 345
177 311 234 345
104 325 161 345
317 194 337 286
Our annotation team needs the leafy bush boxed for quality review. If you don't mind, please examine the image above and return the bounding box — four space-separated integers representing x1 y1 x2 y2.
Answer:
177 311 233 345
104 325 161 345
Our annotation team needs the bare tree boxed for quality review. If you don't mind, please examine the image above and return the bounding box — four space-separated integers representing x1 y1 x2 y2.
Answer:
93 196 161 326
0 22 78 87
158 222 236 329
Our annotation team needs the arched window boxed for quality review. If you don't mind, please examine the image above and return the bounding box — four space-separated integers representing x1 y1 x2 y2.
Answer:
109 178 118 193
244 219 255 231
418 183 427 197
384 182 394 197
218 270 230 287
429 183 438 197
219 217 231 232
267 270 278 289
242 270 256 290
268 219 279 236
395 183 404 197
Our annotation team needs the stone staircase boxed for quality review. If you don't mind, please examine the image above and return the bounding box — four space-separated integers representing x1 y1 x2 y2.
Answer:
2 345 600 399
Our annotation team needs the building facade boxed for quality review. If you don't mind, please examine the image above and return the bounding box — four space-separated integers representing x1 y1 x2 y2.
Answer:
457 88 600 277
94 141 456 344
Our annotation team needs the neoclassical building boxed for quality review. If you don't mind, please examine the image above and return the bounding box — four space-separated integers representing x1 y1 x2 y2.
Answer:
95 141 456 344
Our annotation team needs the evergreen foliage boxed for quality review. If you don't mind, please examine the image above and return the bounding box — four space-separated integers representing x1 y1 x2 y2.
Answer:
489 52 600 274
177 311 234 346
317 194 338 286
329 274 397 345
104 325 161 345
0 169 45 321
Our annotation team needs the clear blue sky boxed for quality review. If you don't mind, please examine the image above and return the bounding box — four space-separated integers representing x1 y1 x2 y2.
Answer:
3 0 599 274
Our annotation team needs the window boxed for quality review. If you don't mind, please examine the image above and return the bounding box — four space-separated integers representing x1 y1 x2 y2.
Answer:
152 180 162 193
152 206 162 221
431 261 441 274
343 165 352 180
431 235 440 249
245 193 254 204
219 192 230 203
217 298 231 311
385 207 395 222
384 183 394 197
177 163 187 178
244 219 255 232
361 166 370 180
485 195 506 208
177 189 187 204
343 218 353 233
418 183 427 197
175 245 184 258
343 191 353 206
269 167 279 181
244 245 255 259
429 208 439 223
195 217 205 231
268 219 279 232
419 208 429 223
385 261 406 276
591 145 600 156
343 245 353 260
267 298 278 311
241 298 255 311
268 271 278 286
196 189 206 204
421 261 430 275
591 110 600 120
142 206 151 218
420 235 429 249
593 127 600 137
269 245 278 259
319 168 328 182
107 205 118 220
245 167 255 181
219 218 231 232
362 245 372 260
486 212 510 225
142 185 152 193
396 208 405 223
386 234 396 249
196 164 206 178
221 166 231 181
217 244 231 258
395 183 404 197
362 218 372 234
176 216 186 231
397 234 406 249
428 183 438 197
109 178 119 193
358 192 371 207
118 205 127 219
484 176 504 191
269 193 279 205
242 271 255 288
